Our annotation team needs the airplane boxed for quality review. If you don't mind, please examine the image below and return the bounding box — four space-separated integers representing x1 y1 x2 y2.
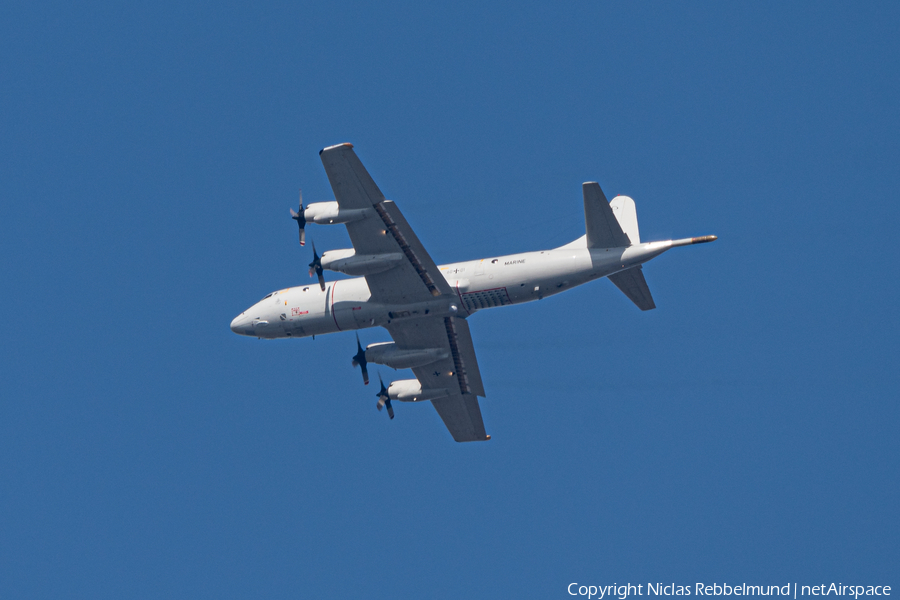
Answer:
230 143 716 442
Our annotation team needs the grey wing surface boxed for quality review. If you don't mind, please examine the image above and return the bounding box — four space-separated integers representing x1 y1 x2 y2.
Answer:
319 143 453 304
385 316 489 442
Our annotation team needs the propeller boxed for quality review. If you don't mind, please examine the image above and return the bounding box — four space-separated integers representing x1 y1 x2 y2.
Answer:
308 240 325 291
376 374 394 419
351 333 369 385
290 190 306 246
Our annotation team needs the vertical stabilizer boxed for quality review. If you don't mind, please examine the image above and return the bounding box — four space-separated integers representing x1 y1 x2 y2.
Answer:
610 196 640 245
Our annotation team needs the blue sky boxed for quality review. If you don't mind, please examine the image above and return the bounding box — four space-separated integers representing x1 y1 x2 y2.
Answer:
2 2 898 598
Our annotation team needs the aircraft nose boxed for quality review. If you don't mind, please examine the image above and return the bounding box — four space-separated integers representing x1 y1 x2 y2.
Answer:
230 313 252 335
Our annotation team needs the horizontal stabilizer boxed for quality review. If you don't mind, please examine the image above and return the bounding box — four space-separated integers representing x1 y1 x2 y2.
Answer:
608 266 656 311
583 183 631 248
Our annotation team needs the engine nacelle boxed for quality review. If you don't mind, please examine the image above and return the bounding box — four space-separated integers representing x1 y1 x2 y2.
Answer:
387 379 449 402
365 342 449 369
304 201 370 225
321 249 405 276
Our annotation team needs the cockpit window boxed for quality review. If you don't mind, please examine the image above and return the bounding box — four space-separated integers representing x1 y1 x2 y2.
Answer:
262 293 274 300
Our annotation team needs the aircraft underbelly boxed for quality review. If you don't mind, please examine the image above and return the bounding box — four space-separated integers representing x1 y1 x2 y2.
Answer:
451 249 596 310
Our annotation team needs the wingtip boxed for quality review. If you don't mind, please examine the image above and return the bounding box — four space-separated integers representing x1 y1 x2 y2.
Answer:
320 142 354 155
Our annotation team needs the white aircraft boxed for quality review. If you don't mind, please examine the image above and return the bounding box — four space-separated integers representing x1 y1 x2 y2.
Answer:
231 143 716 442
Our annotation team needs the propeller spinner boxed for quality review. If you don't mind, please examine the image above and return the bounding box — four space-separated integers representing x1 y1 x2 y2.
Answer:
351 333 369 385
376 375 394 419
290 190 306 246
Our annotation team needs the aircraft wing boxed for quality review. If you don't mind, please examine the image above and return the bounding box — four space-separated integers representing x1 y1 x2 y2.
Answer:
385 316 489 442
319 143 454 304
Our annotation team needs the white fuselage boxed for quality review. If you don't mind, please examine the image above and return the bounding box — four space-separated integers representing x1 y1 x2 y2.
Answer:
231 239 675 339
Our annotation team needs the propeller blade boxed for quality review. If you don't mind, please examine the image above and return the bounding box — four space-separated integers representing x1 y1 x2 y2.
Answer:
352 333 369 385
375 374 393 419
291 190 306 246
308 241 324 291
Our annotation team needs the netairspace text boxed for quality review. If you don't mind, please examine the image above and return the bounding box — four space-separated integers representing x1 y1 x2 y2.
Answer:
567 583 892 600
